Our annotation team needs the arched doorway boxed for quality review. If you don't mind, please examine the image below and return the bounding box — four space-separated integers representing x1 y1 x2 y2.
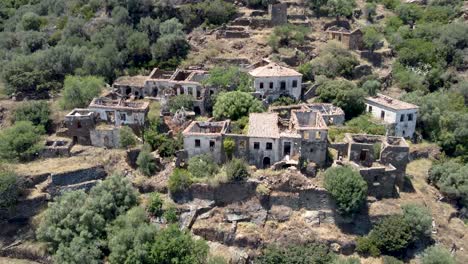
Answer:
262 157 271 169
194 106 201 115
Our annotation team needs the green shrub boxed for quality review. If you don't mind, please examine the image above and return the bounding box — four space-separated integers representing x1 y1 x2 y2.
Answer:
428 160 468 208
256 243 335 264
188 154 219 178
37 174 138 262
167 94 194 113
107 207 157 264
0 170 21 208
346 114 386 135
0 121 44 162
316 79 366 119
361 80 381 96
368 215 412 255
223 138 235 160
163 206 178 223
356 236 380 257
147 192 163 217
12 101 51 132
137 147 156 176
225 158 250 182
119 126 137 148
59 76 104 110
268 24 309 51
324 166 367 217
203 66 252 92
402 203 432 242
270 96 296 106
306 41 359 79
168 168 192 194
213 91 264 120
363 26 382 52
149 224 209 264
421 245 456 264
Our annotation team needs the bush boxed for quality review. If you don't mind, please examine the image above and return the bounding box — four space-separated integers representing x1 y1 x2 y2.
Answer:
428 160 468 208
119 126 137 148
256 243 335 264
268 24 309 51
402 203 432 242
346 114 386 135
0 170 20 208
213 91 264 120
203 66 252 92
12 101 51 132
363 26 382 52
356 237 380 257
361 80 381 96
324 166 367 217
136 147 156 176
270 96 296 106
421 245 456 264
316 79 366 119
168 168 192 194
107 207 157 264
21 12 42 31
188 154 219 178
223 138 235 159
37 174 138 262
163 206 178 223
368 215 412 255
149 224 209 264
59 76 104 110
305 41 359 79
167 94 194 113
225 158 250 182
0 121 44 162
147 192 163 217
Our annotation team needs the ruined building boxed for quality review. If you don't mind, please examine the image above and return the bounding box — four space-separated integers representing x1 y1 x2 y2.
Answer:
182 108 329 168
249 62 303 102
326 26 363 50
62 97 149 148
332 134 410 198
365 93 418 138
269 103 345 126
113 68 211 115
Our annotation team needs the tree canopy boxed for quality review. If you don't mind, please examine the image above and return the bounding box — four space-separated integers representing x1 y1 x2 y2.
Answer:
213 91 264 120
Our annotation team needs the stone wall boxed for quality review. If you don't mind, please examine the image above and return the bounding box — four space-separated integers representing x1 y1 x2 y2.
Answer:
90 126 121 148
269 3 288 26
50 166 106 186
177 181 258 205
354 163 398 198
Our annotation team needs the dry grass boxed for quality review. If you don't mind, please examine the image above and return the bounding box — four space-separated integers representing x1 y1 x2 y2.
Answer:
0 258 40 264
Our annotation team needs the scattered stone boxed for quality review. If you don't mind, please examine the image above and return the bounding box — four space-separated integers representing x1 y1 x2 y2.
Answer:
330 242 341 253
225 213 250 223
303 210 321 226
269 205 292 222
304 162 317 177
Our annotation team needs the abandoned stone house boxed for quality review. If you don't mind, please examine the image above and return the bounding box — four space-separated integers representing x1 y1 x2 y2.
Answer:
269 103 345 126
326 26 363 50
332 134 410 198
365 93 418 138
42 137 73 158
183 108 329 169
88 97 149 127
113 68 211 115
249 62 303 102
62 97 149 148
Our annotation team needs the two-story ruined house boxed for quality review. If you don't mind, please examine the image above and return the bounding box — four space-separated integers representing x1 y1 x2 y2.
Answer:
182 107 329 169
113 68 212 115
365 94 418 138
249 62 302 102
63 96 149 148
